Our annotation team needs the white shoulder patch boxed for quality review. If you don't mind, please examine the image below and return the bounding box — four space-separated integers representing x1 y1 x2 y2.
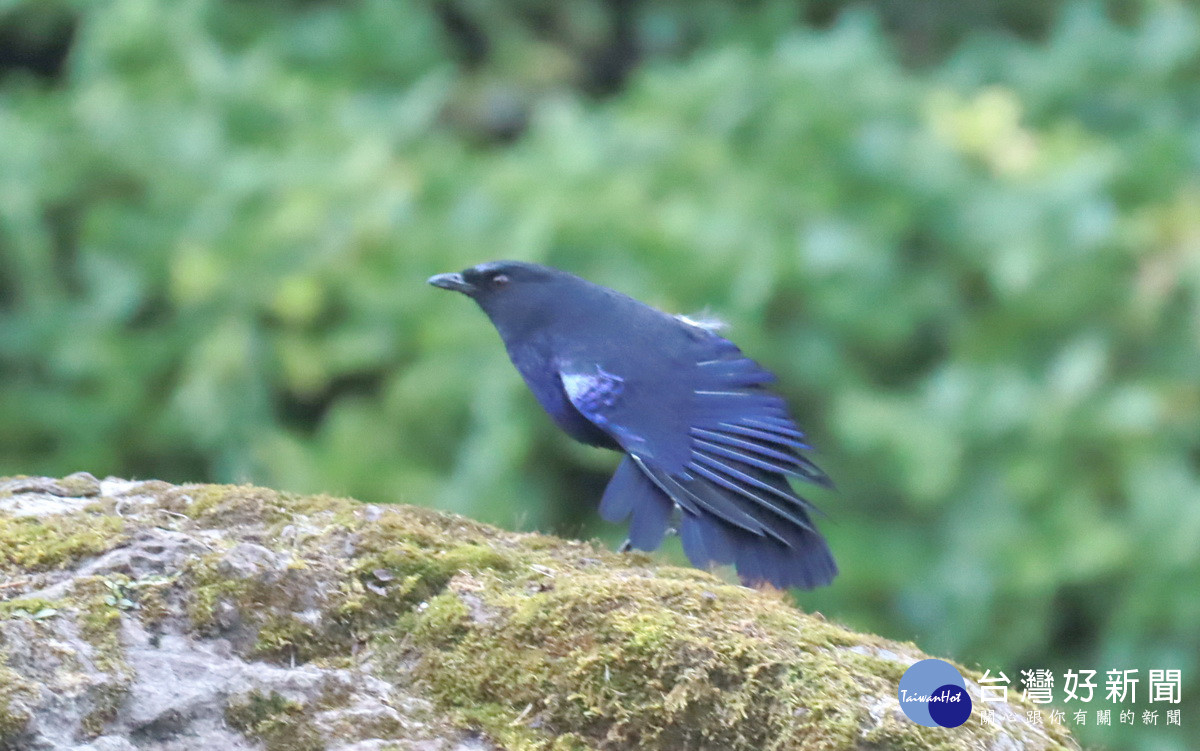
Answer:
674 311 727 332
561 366 625 413
560 372 592 403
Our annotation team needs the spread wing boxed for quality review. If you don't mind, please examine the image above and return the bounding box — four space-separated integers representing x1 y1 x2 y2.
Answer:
560 334 837 590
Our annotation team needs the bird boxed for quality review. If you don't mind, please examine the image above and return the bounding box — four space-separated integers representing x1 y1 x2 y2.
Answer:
428 260 837 589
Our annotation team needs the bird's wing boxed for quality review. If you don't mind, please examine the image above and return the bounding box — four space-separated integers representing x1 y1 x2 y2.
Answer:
671 350 837 589
559 337 837 590
687 354 832 491
560 366 676 551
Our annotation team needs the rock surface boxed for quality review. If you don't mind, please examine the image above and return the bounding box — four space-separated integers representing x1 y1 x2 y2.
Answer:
0 474 1079 751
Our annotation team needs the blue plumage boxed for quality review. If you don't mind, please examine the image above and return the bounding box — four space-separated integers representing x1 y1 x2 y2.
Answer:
597 456 640 523
429 261 837 589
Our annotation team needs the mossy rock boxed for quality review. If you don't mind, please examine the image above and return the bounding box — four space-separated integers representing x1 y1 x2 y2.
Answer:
0 475 1079 750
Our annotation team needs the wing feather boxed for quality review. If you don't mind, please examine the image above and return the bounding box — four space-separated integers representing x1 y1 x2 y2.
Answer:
557 332 836 589
716 421 808 446
690 427 808 466
632 457 770 538
686 454 816 530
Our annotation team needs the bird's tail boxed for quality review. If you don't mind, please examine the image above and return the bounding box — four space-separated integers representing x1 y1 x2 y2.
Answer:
601 454 837 590
679 510 837 590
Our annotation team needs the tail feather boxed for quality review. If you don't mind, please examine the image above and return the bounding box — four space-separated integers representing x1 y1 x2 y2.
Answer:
628 492 672 551
598 456 641 523
679 511 736 568
601 456 675 551
605 452 836 590
723 516 836 590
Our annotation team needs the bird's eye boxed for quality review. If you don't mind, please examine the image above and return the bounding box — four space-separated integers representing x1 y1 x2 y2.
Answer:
492 274 510 286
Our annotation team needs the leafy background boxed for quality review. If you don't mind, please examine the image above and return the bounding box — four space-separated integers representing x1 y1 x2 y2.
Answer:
1 1 1198 748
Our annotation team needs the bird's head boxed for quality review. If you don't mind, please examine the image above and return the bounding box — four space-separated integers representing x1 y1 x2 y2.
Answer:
428 260 571 339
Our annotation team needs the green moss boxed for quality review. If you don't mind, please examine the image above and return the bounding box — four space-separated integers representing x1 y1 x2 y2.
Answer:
172 484 352 528
251 616 327 663
348 538 515 616
396 571 1016 751
0 662 35 746
0 598 60 621
148 482 1028 750
183 550 335 663
73 575 130 676
0 477 1077 750
180 494 544 665
79 681 128 740
454 702 584 751
314 697 406 744
226 691 325 751
0 513 125 574
133 582 171 630
53 472 101 498
1 584 131 739
185 552 252 632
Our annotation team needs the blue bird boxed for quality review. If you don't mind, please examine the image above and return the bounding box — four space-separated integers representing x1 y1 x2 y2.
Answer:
429 261 837 589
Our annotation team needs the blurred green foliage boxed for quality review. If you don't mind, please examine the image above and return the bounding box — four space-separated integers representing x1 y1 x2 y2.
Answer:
1 1 1198 748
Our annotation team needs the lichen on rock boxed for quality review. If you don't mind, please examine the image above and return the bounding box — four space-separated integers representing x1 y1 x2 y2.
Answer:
0 475 1079 750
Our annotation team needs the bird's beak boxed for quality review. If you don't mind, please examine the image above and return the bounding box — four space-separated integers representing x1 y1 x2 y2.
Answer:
427 272 476 296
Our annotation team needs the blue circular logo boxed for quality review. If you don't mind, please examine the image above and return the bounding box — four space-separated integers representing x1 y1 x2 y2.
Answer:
898 659 972 728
